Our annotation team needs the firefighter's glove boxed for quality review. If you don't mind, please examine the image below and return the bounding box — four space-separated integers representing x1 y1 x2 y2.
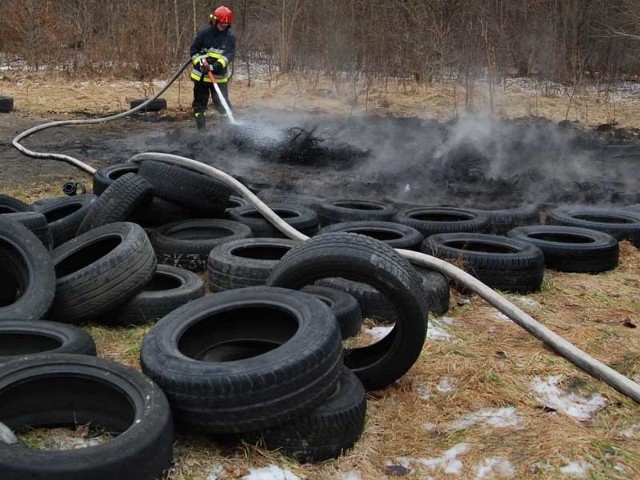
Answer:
211 61 224 75
200 63 213 74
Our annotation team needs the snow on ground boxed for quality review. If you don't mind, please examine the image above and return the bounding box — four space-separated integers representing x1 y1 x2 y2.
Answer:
241 465 301 480
428 318 456 341
439 316 461 326
206 465 225 480
418 443 471 475
416 377 456 400
339 470 363 480
422 422 438 431
416 384 432 400
365 322 456 343
364 326 393 342
391 447 521 478
559 459 592 478
531 376 607 421
388 456 415 475
620 423 640 438
451 407 522 430
474 457 516 479
436 377 456 393
512 296 540 308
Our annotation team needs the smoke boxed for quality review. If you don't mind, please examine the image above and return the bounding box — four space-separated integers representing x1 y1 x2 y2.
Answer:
100 109 640 209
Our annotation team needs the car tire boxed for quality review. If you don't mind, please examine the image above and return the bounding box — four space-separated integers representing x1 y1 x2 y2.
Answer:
92 163 140 196
104 265 205 325
507 225 619 273
129 98 167 112
140 287 343 434
301 285 363 338
50 222 157 323
0 219 56 321
0 354 173 480
241 367 366 463
267 232 427 391
422 232 545 293
0 320 96 361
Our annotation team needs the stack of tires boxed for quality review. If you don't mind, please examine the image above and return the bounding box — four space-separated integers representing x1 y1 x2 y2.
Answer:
0 163 433 473
3 156 636 476
0 219 173 479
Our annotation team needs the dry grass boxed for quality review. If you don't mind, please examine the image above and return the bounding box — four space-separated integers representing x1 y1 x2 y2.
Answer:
2 70 640 479
2 69 640 129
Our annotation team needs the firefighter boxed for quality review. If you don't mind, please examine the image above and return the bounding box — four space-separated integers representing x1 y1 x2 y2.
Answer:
189 5 236 130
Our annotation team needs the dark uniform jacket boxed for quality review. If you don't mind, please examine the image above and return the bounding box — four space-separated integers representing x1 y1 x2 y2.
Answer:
189 25 236 83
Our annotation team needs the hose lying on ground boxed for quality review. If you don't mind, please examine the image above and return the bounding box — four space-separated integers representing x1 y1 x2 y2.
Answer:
12 59 192 175
129 151 640 404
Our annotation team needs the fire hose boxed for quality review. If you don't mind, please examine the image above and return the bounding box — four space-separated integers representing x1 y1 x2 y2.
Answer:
9 63 640 404
12 58 192 175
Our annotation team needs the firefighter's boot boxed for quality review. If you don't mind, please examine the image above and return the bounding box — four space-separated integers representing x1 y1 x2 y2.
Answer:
195 113 206 130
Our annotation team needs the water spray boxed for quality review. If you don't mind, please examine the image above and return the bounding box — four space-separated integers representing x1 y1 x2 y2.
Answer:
201 59 237 125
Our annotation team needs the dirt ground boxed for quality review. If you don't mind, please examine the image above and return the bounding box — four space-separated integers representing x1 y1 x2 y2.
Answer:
2 69 640 204
2 71 640 480
2 69 640 195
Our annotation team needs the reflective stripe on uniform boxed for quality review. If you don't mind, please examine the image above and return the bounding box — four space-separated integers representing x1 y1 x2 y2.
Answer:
190 70 229 83
191 53 229 82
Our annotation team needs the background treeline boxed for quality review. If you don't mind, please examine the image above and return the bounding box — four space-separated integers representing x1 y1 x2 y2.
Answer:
1 0 639 85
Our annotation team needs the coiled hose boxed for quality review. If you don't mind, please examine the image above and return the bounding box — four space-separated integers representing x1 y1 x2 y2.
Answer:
10 64 640 403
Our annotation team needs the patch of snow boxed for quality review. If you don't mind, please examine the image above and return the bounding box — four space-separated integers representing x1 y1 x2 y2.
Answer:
417 443 471 475
475 457 516 479
513 296 539 308
436 377 456 393
532 376 607 421
440 316 461 326
614 464 626 473
620 423 640 438
416 378 455 399
365 326 393 342
206 464 225 480
339 470 363 480
452 407 522 430
242 466 301 480
559 459 591 478
416 384 432 400
428 319 455 341
422 422 438 431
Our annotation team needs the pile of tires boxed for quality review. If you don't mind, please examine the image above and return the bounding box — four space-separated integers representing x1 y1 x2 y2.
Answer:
2 157 636 474
140 287 364 462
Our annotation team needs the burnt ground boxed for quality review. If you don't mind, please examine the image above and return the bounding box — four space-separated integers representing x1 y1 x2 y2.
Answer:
2 108 640 209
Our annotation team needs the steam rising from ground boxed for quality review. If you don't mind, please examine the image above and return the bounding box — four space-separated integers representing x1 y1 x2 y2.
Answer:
105 109 640 209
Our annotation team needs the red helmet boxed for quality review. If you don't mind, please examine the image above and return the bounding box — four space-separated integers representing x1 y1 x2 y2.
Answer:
211 6 233 25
